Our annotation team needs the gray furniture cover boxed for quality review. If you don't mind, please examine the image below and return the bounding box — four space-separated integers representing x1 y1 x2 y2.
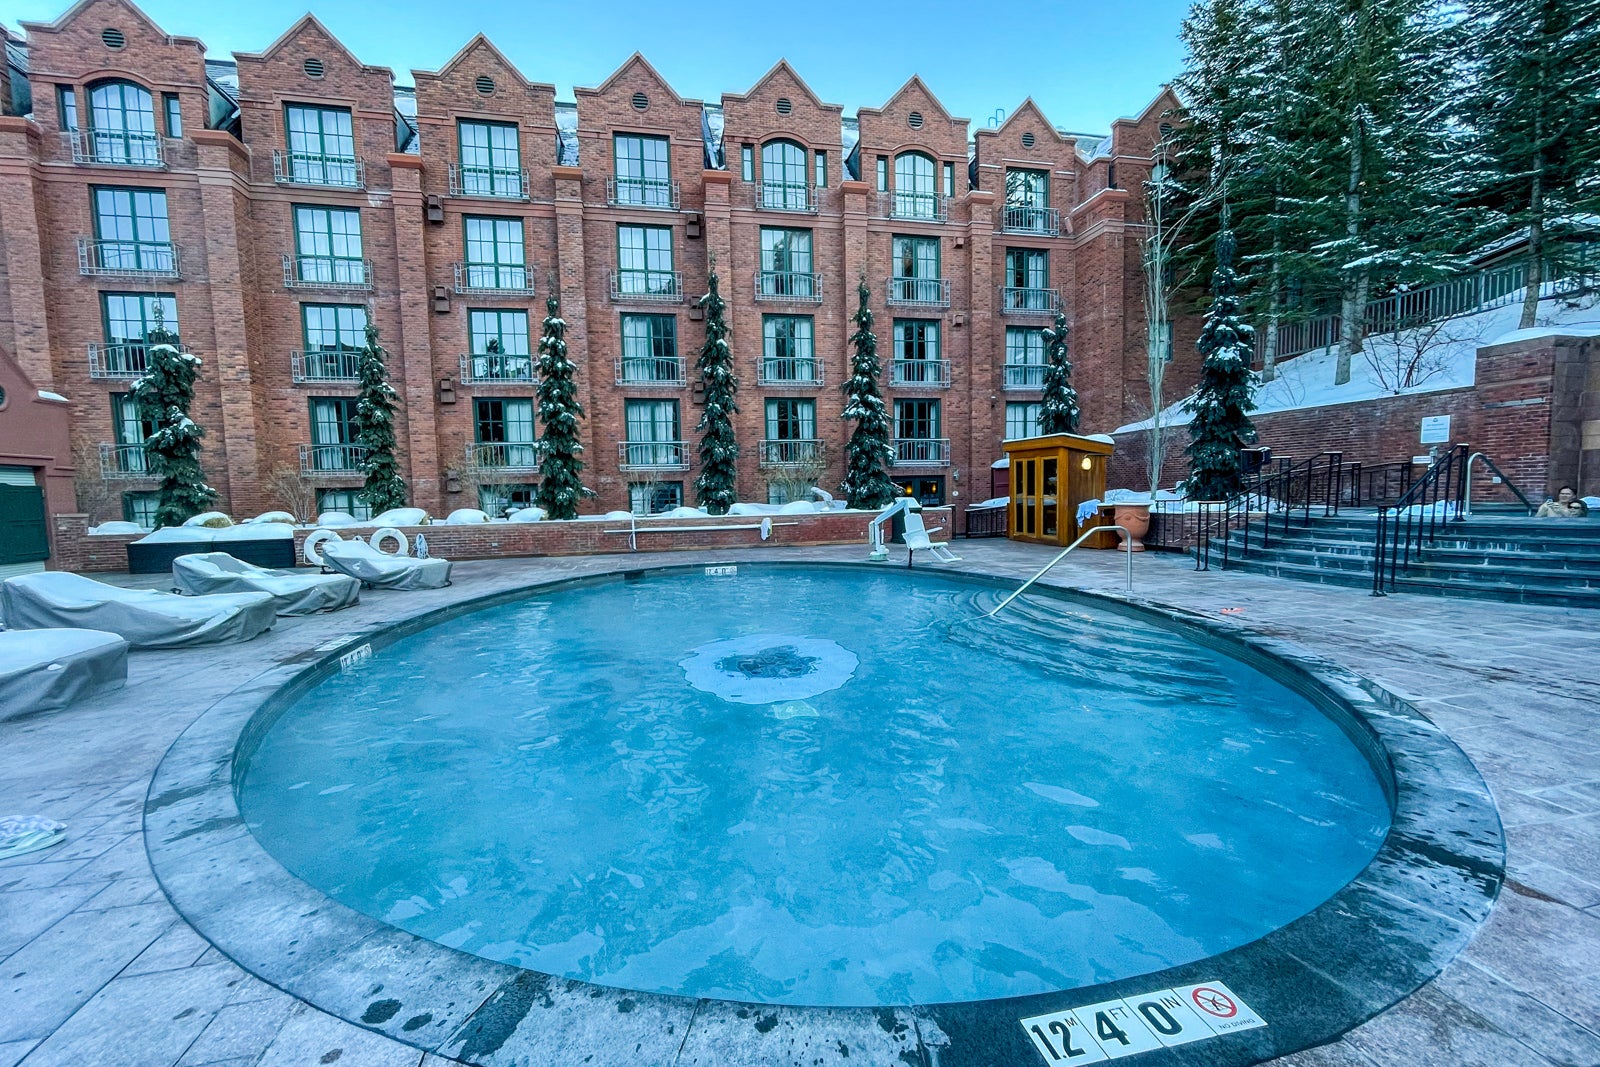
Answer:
0 629 128 720
320 540 452 590
1 573 276 649
172 553 359 616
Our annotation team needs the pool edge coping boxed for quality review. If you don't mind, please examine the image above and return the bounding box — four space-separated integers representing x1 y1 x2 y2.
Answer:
141 559 1507 1067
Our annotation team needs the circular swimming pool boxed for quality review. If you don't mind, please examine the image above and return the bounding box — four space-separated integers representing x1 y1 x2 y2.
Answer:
237 566 1391 1008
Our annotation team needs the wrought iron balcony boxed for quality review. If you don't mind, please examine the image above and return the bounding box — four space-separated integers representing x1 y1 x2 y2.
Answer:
615 355 686 386
449 162 529 200
881 190 949 222
607 177 680 210
755 181 818 213
459 352 536 385
1001 287 1061 315
1001 205 1061 236
886 277 951 308
754 271 823 304
890 359 951 388
453 262 536 296
273 150 365 189
758 439 822 467
469 441 541 471
299 443 369 477
892 438 951 466
610 269 683 303
79 238 180 279
63 130 165 168
1003 363 1046 390
758 357 822 386
87 342 163 380
98 443 154 480
618 441 689 470
283 255 374 291
292 349 363 384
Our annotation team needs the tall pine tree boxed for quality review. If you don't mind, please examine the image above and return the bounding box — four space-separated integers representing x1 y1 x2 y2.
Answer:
132 316 215 527
1185 229 1258 501
1038 312 1080 435
354 321 407 514
839 281 898 509
535 290 593 519
693 266 739 515
1465 0 1600 328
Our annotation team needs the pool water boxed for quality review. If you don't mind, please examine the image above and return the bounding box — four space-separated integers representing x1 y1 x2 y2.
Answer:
238 567 1390 1007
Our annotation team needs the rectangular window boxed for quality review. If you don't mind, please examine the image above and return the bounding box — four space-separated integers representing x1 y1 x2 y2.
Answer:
762 315 816 382
623 399 682 467
315 488 373 522
1005 327 1047 388
765 398 816 441
741 144 754 182
91 186 174 272
757 227 815 299
285 104 357 185
300 304 367 381
895 398 941 440
892 320 941 372
307 398 361 473
943 161 955 197
58 86 79 132
616 224 676 296
814 150 827 187
473 398 537 468
875 155 888 191
478 483 536 517
1005 402 1043 440
613 133 673 206
293 205 364 285
457 120 523 197
101 292 177 376
163 94 182 138
629 481 683 515
462 216 528 290
110 392 155 446
1003 248 1051 310
466 309 533 382
890 235 941 305
619 314 680 381
1005 168 1049 209
122 491 159 528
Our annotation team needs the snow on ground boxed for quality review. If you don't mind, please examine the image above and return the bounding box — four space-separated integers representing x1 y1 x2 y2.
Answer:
1114 289 1600 434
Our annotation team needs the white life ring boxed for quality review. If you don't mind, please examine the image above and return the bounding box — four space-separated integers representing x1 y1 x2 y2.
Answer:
369 527 409 556
302 529 344 567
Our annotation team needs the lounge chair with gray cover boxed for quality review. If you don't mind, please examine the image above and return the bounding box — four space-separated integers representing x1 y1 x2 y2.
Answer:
320 539 452 590
0 629 128 720
1 572 276 649
172 553 359 616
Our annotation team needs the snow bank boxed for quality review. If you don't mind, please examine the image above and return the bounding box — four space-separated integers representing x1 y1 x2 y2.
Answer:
89 521 146 535
244 512 297 525
316 511 361 528
507 506 546 523
443 509 490 525
1488 324 1600 345
372 508 430 527
182 511 233 528
133 523 292 543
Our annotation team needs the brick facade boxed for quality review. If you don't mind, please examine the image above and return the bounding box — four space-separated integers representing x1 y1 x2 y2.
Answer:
3 0 1190 528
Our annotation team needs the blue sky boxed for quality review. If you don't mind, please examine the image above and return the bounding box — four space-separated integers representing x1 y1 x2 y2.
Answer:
8 0 1191 133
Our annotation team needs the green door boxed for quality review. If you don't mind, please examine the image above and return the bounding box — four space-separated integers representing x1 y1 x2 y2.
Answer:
0 482 49 567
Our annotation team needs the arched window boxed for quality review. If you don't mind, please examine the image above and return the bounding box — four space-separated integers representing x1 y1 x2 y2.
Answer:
893 151 938 219
88 81 159 165
760 140 810 211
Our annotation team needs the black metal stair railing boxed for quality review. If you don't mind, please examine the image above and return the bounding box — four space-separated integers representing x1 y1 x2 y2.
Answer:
1371 443 1470 595
1194 451 1351 571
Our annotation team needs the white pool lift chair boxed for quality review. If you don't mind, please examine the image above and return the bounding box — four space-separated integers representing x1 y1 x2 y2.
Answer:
902 509 962 565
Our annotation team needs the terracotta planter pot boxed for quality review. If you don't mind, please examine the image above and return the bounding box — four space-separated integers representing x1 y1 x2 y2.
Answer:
1111 504 1152 552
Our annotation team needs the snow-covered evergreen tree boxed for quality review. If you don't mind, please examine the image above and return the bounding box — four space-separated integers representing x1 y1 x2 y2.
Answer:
132 319 216 527
535 291 593 519
354 322 407 514
1185 229 1258 501
1038 312 1080 435
693 267 739 515
839 281 898 509
1465 0 1600 328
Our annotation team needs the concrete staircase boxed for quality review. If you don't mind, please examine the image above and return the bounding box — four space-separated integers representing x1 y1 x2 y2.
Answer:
1204 511 1600 608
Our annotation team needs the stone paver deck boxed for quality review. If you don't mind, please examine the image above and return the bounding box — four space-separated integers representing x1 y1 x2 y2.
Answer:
1 542 1597 1067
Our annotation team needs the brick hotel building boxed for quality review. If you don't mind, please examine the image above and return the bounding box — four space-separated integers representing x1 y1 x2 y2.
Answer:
0 0 1197 524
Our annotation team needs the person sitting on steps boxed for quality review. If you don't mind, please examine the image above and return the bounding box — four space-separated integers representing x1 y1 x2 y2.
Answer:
1536 486 1589 518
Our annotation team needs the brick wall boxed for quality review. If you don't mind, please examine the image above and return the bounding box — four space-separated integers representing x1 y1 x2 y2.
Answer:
50 506 948 572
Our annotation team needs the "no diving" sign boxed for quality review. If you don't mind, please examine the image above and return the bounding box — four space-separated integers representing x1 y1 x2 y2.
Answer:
1021 981 1266 1063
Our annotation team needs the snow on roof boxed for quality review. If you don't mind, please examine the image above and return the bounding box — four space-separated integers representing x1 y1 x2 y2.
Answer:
6 38 29 74
1489 324 1600 345
37 390 70 403
205 60 239 102
555 102 578 166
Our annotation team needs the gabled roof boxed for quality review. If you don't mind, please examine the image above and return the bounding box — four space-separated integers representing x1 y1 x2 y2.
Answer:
419 33 555 93
577 52 698 107
725 59 838 112
19 0 203 48
861 74 967 124
985 98 1071 146
235 13 386 77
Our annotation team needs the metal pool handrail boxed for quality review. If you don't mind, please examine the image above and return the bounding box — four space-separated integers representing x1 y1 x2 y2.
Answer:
1462 451 1536 516
984 524 1132 618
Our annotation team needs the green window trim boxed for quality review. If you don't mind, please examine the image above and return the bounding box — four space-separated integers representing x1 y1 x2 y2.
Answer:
462 216 529 289
620 314 680 381
101 292 177 344
1005 401 1043 440
891 235 941 280
764 398 816 440
761 315 817 381
57 85 79 133
892 319 942 362
293 205 365 285
613 133 673 206
301 304 368 352
457 120 523 197
616 224 676 294
814 150 827 188
894 398 941 440
467 309 531 356
163 93 182 138
87 81 157 163
91 186 173 271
